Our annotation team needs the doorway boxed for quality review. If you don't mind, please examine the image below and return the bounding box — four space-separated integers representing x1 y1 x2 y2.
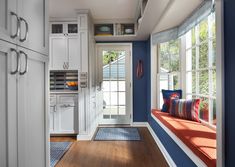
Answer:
97 44 132 125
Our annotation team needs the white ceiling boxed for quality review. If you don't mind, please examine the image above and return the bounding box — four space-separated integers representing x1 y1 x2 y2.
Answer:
49 0 204 40
153 0 203 34
49 0 139 21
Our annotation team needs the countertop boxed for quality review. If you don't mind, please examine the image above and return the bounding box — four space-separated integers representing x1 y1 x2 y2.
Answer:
50 90 79 94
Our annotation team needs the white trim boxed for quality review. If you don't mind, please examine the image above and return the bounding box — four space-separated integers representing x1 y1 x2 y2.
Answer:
150 113 207 167
146 123 177 167
131 122 148 127
215 0 224 166
77 126 97 141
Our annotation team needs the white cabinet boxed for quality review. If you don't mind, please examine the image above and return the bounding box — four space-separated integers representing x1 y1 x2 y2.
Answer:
0 0 48 55
0 40 49 167
50 36 79 70
50 94 78 134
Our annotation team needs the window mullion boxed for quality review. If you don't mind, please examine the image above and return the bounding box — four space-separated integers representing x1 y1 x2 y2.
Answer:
195 25 200 95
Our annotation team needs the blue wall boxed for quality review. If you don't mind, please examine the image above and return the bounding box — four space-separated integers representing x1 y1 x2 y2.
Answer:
224 0 235 166
132 41 150 122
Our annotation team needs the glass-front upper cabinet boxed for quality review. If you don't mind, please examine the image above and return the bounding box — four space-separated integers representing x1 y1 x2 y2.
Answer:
50 22 78 35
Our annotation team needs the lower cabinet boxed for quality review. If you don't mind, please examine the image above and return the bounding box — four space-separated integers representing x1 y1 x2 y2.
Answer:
50 94 78 134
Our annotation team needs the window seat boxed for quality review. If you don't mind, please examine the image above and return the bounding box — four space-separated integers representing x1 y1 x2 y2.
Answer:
151 109 216 167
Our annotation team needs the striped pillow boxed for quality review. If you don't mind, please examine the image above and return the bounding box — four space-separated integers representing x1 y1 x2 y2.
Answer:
169 99 201 122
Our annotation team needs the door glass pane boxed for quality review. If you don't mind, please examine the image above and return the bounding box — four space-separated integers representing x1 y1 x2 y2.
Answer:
52 24 63 34
102 50 127 119
68 24 78 33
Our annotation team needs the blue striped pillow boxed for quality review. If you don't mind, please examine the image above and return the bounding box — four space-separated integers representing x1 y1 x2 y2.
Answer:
169 99 201 122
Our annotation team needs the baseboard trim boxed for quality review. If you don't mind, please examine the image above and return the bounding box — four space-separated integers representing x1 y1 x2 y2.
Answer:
131 122 148 127
77 126 98 141
146 123 177 167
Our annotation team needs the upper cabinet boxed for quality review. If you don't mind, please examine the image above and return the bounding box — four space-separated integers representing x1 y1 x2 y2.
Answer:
50 22 78 36
50 22 79 70
0 0 48 55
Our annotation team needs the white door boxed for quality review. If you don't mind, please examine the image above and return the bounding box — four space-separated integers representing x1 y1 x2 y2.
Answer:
0 0 18 44
18 0 48 54
18 48 47 167
97 44 132 124
0 41 19 167
50 36 67 70
68 36 79 70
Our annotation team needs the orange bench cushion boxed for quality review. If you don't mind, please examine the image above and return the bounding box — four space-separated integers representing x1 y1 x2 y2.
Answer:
152 109 216 167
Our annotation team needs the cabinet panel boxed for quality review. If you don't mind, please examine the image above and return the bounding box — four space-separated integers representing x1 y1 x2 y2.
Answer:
0 48 7 167
0 0 18 44
50 37 67 70
50 106 55 132
18 51 46 167
57 106 74 132
68 37 79 70
18 0 48 55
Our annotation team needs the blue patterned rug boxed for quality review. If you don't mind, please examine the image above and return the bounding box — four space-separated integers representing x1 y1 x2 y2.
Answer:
94 127 141 141
50 142 72 167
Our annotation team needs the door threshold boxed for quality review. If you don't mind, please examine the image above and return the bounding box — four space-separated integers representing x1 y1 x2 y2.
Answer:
98 124 131 127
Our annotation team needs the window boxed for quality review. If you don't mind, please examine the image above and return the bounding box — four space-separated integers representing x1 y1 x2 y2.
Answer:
158 40 180 108
185 13 216 126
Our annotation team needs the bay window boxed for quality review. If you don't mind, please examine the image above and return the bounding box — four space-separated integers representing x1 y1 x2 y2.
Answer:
157 13 216 127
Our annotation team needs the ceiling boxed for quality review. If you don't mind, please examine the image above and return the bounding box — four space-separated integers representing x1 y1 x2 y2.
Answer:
49 0 139 21
49 0 204 40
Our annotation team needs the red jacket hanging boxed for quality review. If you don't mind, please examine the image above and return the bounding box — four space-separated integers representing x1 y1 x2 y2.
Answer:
136 59 144 79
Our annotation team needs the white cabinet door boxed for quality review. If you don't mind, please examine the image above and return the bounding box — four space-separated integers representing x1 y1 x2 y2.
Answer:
0 45 7 167
50 36 67 70
50 106 55 132
68 37 79 70
0 0 18 44
18 49 47 167
17 0 48 55
0 41 18 167
57 105 75 133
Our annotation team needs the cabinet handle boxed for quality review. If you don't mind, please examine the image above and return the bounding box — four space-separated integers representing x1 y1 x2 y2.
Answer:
63 62 66 69
10 12 20 39
10 48 20 75
19 51 28 75
67 62 69 69
19 17 29 42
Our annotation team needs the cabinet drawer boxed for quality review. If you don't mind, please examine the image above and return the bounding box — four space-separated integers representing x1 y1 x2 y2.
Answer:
58 95 77 105
50 96 56 106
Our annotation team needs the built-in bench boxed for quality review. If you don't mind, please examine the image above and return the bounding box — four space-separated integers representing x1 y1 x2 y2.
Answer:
151 109 216 167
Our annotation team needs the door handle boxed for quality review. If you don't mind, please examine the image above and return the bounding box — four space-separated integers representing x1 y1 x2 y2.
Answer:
10 12 20 39
10 48 20 75
19 17 29 42
19 51 28 75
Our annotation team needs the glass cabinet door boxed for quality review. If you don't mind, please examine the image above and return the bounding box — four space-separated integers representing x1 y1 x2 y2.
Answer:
67 24 78 34
51 24 63 34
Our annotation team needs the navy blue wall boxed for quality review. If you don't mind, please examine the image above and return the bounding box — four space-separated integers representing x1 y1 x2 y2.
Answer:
224 0 235 166
132 41 149 122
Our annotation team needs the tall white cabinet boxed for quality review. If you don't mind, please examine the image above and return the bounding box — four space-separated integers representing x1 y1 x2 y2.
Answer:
0 0 49 166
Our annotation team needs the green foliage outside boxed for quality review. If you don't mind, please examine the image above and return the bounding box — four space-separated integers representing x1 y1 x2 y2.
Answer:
103 51 120 66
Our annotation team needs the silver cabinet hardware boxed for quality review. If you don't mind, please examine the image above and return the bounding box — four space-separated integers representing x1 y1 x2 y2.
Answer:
19 17 29 42
63 62 66 69
67 62 69 69
19 51 28 75
10 48 20 75
10 12 20 39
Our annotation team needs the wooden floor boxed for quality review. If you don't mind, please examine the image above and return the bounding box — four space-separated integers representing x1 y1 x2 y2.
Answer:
51 127 169 167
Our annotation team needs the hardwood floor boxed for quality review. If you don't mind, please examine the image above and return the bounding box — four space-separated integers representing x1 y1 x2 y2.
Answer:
52 127 169 167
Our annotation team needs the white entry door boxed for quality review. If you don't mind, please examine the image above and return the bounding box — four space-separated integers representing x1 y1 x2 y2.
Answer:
97 44 132 124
